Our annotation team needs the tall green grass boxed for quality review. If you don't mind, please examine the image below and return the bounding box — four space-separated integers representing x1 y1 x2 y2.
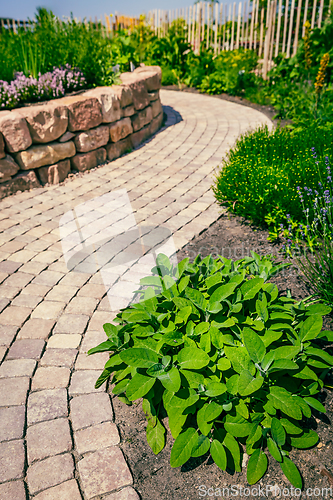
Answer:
213 124 333 226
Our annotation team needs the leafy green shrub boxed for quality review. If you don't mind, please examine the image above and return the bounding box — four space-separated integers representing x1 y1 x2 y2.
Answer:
213 124 333 227
89 253 332 487
198 50 258 96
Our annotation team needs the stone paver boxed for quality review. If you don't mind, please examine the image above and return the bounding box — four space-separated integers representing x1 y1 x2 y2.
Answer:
7 339 45 359
0 406 25 441
0 439 25 481
78 447 133 499
33 480 81 500
27 388 68 424
0 480 26 500
17 318 55 340
0 358 36 378
0 376 30 406
0 90 272 498
70 392 113 431
69 369 105 395
27 453 74 495
104 487 140 500
40 348 77 367
75 422 120 455
31 366 70 390
27 418 72 463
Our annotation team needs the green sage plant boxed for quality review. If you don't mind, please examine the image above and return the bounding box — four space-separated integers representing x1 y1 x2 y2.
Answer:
89 253 333 487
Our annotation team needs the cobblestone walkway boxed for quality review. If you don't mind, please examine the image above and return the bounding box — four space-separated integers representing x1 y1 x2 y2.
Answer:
0 90 272 500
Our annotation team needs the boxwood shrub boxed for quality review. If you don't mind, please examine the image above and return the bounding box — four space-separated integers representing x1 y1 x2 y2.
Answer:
89 253 333 487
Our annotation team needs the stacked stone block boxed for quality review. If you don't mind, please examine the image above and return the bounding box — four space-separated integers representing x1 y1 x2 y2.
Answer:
0 66 163 200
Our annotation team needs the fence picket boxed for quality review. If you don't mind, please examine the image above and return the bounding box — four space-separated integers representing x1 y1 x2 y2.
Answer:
254 0 260 50
275 0 283 56
293 0 303 55
215 2 219 53
249 0 255 49
318 0 324 26
286 0 295 57
302 0 309 35
207 3 210 49
311 0 317 28
236 1 242 48
259 7 265 56
231 2 236 50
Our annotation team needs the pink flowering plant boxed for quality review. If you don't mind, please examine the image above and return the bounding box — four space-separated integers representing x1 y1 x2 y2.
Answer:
0 64 86 109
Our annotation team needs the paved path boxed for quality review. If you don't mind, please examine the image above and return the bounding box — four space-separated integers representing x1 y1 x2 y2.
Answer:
0 90 272 500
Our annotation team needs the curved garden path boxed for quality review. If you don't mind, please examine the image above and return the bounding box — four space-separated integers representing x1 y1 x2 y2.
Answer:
0 90 272 500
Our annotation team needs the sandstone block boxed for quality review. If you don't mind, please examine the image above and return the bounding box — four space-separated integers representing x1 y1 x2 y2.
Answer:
15 141 75 170
67 97 103 132
38 160 71 184
71 147 106 172
106 137 132 162
151 99 163 118
133 66 162 91
148 90 159 102
38 159 70 185
122 105 135 117
150 111 164 136
0 155 19 183
0 132 5 159
84 88 123 123
131 106 153 132
109 85 133 107
119 77 150 111
109 117 133 143
24 104 68 143
0 170 40 199
74 125 109 152
58 131 75 142
0 111 32 152
130 124 151 149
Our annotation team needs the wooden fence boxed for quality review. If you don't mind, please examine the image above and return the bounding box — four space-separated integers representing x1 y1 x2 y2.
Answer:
148 0 331 77
2 0 331 79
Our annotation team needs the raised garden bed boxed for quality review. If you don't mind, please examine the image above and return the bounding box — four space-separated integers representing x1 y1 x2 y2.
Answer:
0 66 163 199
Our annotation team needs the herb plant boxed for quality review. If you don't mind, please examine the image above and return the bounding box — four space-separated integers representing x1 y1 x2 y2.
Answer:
280 153 333 305
213 124 333 228
89 253 333 487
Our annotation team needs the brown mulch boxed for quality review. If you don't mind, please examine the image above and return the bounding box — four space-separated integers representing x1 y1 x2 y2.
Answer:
109 212 333 500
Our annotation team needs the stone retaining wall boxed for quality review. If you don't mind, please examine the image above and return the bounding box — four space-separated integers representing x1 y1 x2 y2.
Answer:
0 66 163 199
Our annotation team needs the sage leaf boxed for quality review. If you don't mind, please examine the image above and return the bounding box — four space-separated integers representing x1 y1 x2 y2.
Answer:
247 449 268 484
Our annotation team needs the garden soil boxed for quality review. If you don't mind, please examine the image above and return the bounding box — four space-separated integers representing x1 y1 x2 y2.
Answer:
110 212 333 500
